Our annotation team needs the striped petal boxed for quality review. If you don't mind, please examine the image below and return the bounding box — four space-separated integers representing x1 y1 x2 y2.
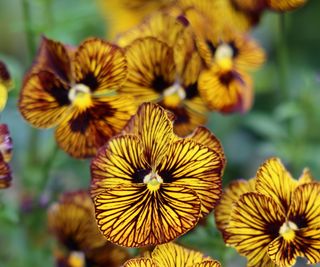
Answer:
124 258 158 267
92 184 201 247
19 70 70 128
266 0 307 11
226 192 285 267
158 139 223 217
73 38 127 93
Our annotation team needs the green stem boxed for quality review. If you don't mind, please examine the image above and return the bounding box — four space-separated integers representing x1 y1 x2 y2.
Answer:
39 144 59 191
22 0 36 61
277 14 289 100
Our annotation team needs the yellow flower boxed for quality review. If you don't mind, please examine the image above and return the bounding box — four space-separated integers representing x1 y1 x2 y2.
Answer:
48 191 130 267
121 36 207 136
0 124 12 189
0 61 13 112
91 103 224 247
123 243 221 266
19 36 136 158
225 157 320 267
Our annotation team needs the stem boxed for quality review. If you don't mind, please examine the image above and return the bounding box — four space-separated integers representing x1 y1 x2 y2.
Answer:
39 144 59 191
22 0 36 61
277 14 289 100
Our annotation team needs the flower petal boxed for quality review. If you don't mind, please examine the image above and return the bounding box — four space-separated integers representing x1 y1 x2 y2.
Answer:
121 37 176 102
214 178 255 240
266 0 307 11
0 160 11 189
195 261 221 267
31 36 73 81
256 157 297 213
226 192 285 267
73 38 127 93
55 96 135 158
158 139 223 217
19 71 70 128
92 184 201 247
294 228 320 264
0 124 13 163
297 168 314 184
268 236 301 267
288 183 320 229
124 258 158 267
123 103 174 166
151 243 214 266
91 135 149 192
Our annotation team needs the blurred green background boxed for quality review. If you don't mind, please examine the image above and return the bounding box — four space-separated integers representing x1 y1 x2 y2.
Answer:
0 0 319 266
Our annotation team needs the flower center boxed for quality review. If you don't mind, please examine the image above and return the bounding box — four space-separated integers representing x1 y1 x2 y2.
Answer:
143 171 163 191
279 221 298 241
215 44 233 71
68 84 93 110
162 83 186 108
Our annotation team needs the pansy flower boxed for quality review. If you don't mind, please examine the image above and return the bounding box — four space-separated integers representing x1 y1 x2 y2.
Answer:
0 124 13 189
123 243 221 266
91 103 224 247
48 191 130 267
225 157 320 267
266 0 307 11
0 61 13 112
121 36 207 136
19 37 136 158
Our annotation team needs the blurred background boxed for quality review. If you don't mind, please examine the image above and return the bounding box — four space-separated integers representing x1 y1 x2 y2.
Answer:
0 0 319 266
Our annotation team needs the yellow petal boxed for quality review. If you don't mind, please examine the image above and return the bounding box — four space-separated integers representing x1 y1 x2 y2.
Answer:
266 0 307 11
158 139 223 217
123 258 159 267
92 184 201 247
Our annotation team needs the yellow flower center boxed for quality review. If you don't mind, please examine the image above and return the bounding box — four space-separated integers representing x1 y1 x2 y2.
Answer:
162 83 186 108
68 84 93 110
68 251 85 267
143 171 163 191
215 43 234 71
279 221 298 241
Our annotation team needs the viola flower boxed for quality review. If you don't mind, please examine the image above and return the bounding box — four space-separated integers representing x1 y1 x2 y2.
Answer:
196 29 264 113
48 191 129 267
121 36 207 136
225 157 320 267
123 243 221 266
91 103 224 247
0 61 13 112
19 37 136 158
0 124 13 189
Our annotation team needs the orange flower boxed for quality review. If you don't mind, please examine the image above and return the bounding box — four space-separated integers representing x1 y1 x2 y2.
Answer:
19 37 136 158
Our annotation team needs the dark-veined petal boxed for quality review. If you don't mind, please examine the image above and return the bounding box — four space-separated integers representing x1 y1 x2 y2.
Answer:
92 184 201 247
158 139 223 217
124 258 158 267
121 37 176 102
198 67 253 113
268 236 301 267
297 168 314 184
256 157 297 214
151 243 215 267
186 126 225 166
73 38 127 93
289 183 320 230
91 135 149 192
19 70 71 128
123 103 174 166
226 192 285 267
31 36 73 81
214 178 255 240
266 0 307 11
0 160 11 189
194 261 221 267
55 96 135 158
